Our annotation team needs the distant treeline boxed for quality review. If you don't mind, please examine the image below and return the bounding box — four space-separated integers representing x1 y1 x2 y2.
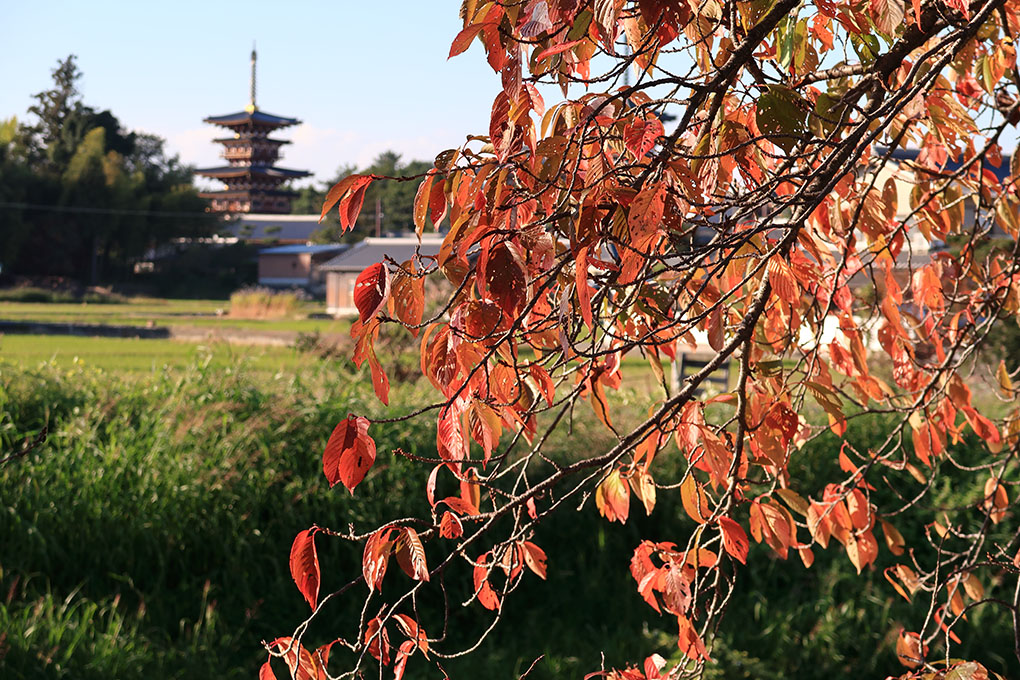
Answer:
290 150 433 242
0 55 213 284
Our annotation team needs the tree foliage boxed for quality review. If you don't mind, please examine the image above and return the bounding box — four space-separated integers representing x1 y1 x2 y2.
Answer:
294 152 434 242
0 55 210 283
269 1 1020 678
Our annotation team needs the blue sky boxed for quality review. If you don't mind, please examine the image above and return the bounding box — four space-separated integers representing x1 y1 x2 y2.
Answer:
0 1 505 186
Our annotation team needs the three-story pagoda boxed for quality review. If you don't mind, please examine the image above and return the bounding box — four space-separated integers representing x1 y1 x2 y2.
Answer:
197 47 310 214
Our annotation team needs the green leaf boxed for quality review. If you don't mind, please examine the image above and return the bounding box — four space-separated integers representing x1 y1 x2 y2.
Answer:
755 85 807 152
810 92 849 138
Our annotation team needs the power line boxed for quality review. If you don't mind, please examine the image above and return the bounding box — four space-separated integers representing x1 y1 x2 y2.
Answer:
0 201 215 219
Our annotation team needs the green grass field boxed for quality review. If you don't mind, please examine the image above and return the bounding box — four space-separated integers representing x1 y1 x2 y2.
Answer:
0 334 309 373
0 325 1015 680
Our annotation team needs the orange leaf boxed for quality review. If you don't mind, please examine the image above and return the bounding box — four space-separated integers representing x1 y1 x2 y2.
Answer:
413 172 436 235
629 469 657 516
680 475 711 524
896 630 926 669
880 519 905 556
322 415 377 493
460 467 482 514
289 528 320 610
595 469 630 523
363 527 393 592
521 541 548 579
718 517 749 565
676 614 709 661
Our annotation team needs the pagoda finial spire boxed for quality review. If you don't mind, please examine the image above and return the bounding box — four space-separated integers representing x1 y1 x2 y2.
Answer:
247 42 257 112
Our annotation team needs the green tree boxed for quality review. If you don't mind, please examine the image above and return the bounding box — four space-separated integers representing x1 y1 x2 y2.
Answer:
0 56 211 283
292 152 431 242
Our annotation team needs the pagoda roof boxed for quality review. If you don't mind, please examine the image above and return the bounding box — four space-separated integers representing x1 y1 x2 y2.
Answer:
199 189 297 198
203 109 301 129
196 165 311 179
213 136 292 145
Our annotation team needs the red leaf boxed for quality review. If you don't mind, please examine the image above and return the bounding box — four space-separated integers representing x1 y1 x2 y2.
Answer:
426 464 441 508
393 641 414 680
267 637 319 680
364 617 391 665
718 517 749 565
481 242 528 317
319 174 357 221
534 39 583 62
529 364 555 407
289 528 320 609
259 661 277 680
393 614 430 656
322 415 377 493
473 553 501 610
623 115 664 159
392 260 425 336
436 401 468 473
354 262 391 325
429 177 448 228
395 527 430 581
340 176 373 231
663 562 692 614
440 511 464 539
628 182 666 244
366 349 390 405
320 174 374 231
676 614 709 661
363 527 393 592
449 22 487 58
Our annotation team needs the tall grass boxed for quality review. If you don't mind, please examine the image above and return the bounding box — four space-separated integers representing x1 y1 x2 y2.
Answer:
0 358 431 678
0 357 1013 679
229 287 304 319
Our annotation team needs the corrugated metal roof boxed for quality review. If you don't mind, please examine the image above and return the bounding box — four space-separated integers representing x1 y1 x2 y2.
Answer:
320 236 444 271
260 244 347 255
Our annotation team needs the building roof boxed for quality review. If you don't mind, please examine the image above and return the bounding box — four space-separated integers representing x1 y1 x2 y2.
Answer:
223 214 324 242
887 147 1012 182
213 136 291 145
195 165 311 179
260 244 348 255
320 235 445 272
204 109 301 129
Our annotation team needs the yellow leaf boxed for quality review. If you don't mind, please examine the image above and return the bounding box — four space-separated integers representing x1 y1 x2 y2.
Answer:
997 360 1013 398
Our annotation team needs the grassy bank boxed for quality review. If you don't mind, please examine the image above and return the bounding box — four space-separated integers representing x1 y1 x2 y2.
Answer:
0 334 307 373
0 355 1013 679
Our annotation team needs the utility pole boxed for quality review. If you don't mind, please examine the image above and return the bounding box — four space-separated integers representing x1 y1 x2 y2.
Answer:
374 196 383 237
